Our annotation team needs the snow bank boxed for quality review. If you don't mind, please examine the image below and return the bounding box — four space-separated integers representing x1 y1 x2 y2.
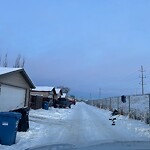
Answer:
88 94 150 123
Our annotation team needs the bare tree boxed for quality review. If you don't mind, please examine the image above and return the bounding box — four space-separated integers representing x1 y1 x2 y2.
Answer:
3 53 8 67
0 53 26 68
13 54 25 68
21 56 25 68
57 86 70 94
14 54 21 68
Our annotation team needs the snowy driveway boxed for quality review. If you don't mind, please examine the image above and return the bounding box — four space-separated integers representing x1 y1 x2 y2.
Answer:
0 102 150 150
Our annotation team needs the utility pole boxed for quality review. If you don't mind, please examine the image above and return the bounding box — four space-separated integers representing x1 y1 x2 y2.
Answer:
139 65 146 95
99 88 101 100
90 93 92 100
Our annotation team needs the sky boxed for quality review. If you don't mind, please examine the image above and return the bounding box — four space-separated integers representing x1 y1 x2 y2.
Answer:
0 0 150 99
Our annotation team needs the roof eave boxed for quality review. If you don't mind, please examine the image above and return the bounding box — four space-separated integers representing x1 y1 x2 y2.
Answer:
20 69 35 89
0 68 35 89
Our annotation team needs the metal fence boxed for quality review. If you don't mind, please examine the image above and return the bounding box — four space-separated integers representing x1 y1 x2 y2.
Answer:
85 94 150 124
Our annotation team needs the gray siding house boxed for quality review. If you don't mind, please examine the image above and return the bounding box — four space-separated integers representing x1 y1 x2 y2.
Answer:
0 67 35 112
30 86 56 99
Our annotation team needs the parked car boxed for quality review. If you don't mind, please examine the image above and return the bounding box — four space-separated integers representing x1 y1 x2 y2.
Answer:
53 98 71 108
69 99 76 105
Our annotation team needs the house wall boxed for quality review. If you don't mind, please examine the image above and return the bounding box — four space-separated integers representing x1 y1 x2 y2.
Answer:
30 91 50 98
0 72 31 107
54 92 61 100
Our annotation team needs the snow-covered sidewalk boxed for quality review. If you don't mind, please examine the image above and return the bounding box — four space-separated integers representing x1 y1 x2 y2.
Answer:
0 102 150 150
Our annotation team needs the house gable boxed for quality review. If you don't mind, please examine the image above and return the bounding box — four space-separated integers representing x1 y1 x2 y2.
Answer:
0 72 30 89
0 67 35 89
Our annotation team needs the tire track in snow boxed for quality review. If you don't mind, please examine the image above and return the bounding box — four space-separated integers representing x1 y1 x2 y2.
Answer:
56 103 148 145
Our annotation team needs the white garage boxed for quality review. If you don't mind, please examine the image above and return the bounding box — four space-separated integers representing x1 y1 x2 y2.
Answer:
0 67 35 112
0 84 26 111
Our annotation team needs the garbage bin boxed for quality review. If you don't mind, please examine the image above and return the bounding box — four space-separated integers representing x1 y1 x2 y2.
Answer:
12 107 30 132
42 101 49 110
121 95 126 103
0 112 21 145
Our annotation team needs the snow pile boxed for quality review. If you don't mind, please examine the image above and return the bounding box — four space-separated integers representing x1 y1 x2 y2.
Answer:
0 107 72 150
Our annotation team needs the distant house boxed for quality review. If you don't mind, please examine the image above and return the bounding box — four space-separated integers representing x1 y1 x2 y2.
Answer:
0 67 35 112
30 86 56 109
54 88 63 100
61 93 67 98
30 86 56 99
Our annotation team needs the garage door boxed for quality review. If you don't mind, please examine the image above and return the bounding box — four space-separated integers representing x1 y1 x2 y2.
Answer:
0 84 26 111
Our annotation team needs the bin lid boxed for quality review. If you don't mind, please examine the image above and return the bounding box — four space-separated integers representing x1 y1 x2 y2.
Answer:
12 107 30 112
0 112 22 119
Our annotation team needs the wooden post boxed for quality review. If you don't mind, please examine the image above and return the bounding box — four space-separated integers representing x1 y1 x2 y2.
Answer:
129 96 131 113
110 97 112 110
148 94 150 125
117 97 119 111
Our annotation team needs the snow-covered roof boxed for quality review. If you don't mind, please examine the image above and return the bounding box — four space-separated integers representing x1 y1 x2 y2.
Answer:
61 93 66 98
0 67 22 75
30 94 44 97
0 67 35 88
55 88 62 94
33 86 55 92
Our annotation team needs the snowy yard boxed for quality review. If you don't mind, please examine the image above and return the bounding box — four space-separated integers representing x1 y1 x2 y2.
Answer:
89 95 150 122
1 102 150 150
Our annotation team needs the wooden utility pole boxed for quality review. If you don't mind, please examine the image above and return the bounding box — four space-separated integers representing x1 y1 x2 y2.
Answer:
148 94 150 125
90 93 92 100
139 65 146 95
99 88 101 100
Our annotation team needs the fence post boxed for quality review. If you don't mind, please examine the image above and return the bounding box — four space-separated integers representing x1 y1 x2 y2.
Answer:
92 100 94 106
101 99 102 108
128 96 131 114
148 94 150 125
110 97 112 110
99 100 101 108
117 97 119 111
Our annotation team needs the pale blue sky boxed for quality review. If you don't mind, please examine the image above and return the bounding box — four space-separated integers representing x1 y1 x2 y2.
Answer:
0 0 150 99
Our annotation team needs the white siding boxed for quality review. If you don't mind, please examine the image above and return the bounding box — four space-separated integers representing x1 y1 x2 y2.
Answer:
0 72 30 107
0 84 25 111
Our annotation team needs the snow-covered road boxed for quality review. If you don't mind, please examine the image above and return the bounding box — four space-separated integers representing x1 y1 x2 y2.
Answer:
1 102 150 150
56 102 149 144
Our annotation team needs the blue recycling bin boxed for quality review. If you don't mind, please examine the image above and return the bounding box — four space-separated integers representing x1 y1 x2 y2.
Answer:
0 112 22 145
42 101 49 110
